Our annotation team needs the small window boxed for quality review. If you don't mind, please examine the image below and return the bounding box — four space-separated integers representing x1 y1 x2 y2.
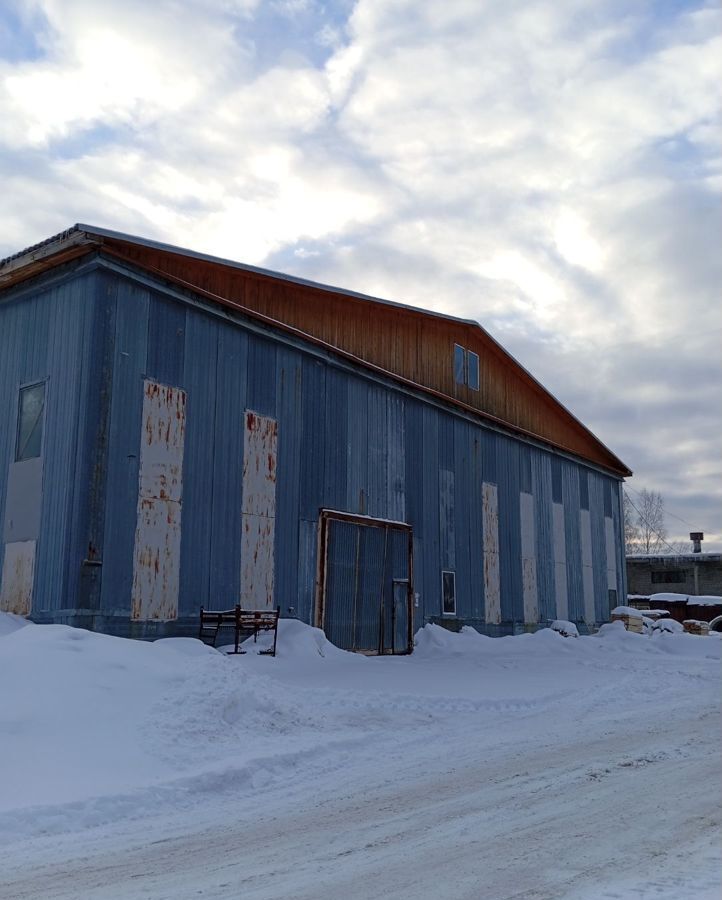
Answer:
15 382 46 461
467 351 480 391
608 588 618 608
453 344 465 385
651 570 686 584
442 570 456 615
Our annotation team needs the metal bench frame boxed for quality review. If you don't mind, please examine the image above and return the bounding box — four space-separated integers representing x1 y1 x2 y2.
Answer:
199 605 280 656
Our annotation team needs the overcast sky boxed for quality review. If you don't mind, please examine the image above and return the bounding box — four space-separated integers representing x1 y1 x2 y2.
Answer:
1 0 720 551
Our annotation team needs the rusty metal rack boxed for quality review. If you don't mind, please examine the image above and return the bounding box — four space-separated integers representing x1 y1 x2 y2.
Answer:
199 605 280 656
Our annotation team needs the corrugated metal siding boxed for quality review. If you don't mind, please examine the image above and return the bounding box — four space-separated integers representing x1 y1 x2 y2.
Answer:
531 452 556 624
99 276 149 625
0 268 98 621
177 313 217 616
208 323 247 605
1 259 627 640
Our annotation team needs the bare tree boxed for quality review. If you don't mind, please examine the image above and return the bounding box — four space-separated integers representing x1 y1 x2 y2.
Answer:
636 489 667 553
625 488 671 555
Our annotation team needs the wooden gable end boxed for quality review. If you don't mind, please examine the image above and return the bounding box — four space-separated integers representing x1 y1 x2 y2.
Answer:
98 236 627 476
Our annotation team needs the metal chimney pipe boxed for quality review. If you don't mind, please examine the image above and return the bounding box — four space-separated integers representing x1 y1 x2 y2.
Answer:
690 532 703 553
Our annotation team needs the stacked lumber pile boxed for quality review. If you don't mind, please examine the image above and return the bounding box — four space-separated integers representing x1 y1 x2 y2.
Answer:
682 619 709 636
611 606 644 633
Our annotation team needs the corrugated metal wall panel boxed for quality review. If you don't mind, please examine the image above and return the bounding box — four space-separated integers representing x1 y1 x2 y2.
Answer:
346 377 368 515
562 461 584 624
386 392 406 522
100 278 149 619
323 369 347 513
404 400 423 538
588 471 607 624
299 358 325 522
34 275 97 616
453 420 472 618
177 313 218 617
367 387 387 519
420 404 440 621
297 518 317 623
531 451 556 624
497 436 522 624
0 269 97 619
275 347 303 615
323 519 358 650
613 481 627 604
208 323 247 605
247 337 277 418
147 296 185 386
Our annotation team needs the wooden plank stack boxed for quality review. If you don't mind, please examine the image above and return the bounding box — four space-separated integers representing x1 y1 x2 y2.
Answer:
611 612 644 633
682 619 709 636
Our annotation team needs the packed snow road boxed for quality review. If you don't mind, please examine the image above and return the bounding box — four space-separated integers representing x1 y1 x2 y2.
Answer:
1 616 720 899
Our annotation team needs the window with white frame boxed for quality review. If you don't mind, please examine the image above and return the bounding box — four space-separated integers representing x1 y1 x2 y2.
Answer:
15 381 46 461
442 570 456 615
452 344 480 391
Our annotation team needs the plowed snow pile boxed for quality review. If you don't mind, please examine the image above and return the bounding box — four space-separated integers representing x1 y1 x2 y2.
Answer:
1 614 719 900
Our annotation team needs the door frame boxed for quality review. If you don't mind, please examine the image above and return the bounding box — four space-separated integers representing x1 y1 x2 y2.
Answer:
315 509 414 654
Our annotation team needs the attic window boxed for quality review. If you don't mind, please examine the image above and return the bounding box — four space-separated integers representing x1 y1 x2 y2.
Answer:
453 345 480 391
454 344 465 385
467 351 480 390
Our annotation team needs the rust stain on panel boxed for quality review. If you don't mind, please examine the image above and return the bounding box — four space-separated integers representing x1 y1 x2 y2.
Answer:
139 381 185 503
131 381 186 621
483 482 501 624
0 540 36 616
241 412 277 608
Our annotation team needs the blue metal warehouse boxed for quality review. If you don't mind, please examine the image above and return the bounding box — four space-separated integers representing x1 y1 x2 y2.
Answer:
0 226 630 651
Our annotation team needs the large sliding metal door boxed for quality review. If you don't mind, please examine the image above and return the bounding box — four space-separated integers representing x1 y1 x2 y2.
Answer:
318 511 413 654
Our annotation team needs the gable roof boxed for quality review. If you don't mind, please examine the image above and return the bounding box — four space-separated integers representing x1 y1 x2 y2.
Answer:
0 224 631 477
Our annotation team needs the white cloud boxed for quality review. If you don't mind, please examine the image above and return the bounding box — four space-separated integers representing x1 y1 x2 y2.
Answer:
0 0 720 546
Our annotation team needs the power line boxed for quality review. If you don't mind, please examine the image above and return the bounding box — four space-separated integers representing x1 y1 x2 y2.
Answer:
625 484 696 530
623 489 683 555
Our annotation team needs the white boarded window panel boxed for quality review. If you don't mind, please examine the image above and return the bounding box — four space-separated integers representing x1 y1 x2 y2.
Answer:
520 492 538 624
604 516 617 590
131 381 186 621
552 502 568 620
241 411 278 609
580 509 595 625
0 539 36 616
483 482 501 624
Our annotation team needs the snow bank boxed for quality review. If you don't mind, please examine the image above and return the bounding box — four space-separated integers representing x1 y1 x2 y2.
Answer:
0 611 718 848
413 622 490 656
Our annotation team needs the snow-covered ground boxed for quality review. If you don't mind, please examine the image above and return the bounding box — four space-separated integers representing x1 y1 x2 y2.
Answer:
1 613 719 900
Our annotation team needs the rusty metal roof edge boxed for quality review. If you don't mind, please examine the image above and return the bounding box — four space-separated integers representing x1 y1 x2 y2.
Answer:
0 226 97 279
